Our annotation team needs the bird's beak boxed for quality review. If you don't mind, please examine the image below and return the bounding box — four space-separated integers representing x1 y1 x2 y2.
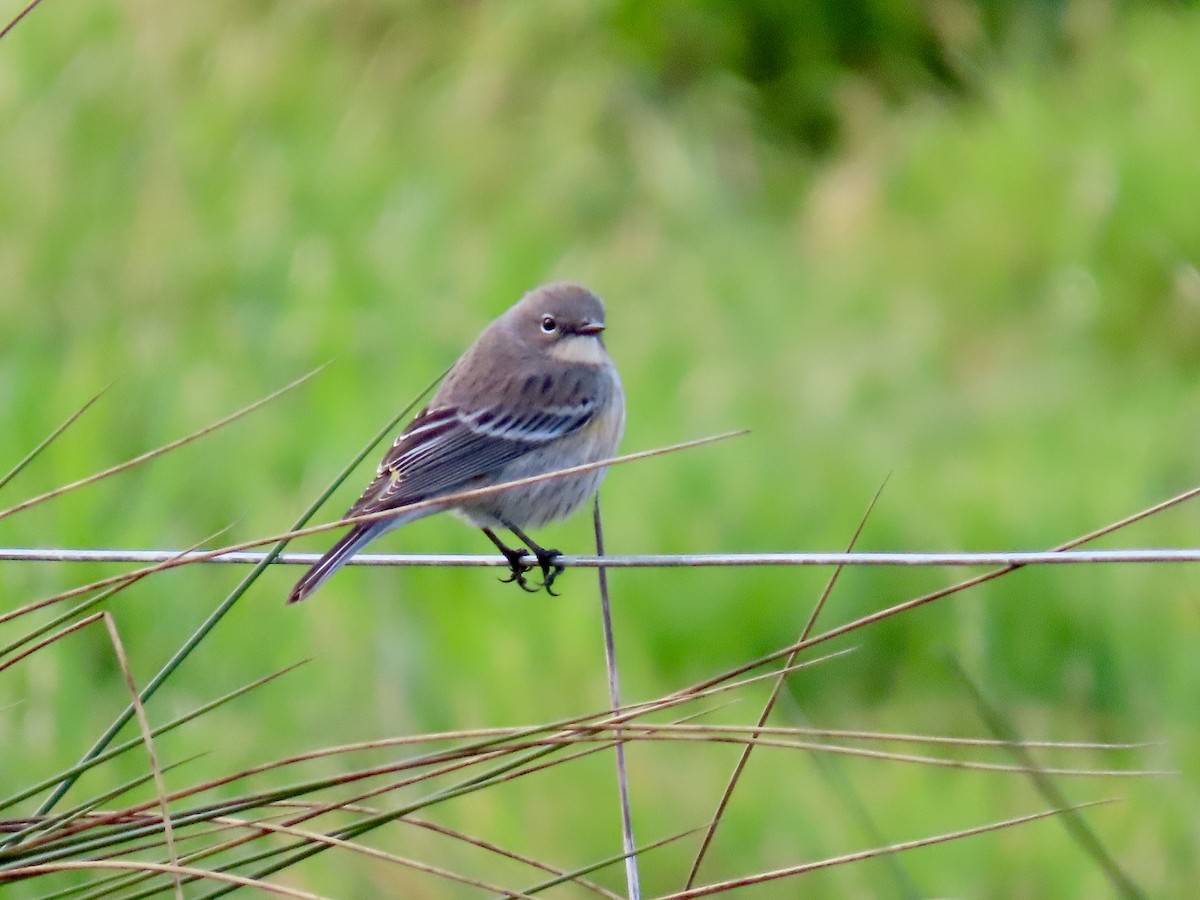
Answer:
576 321 605 336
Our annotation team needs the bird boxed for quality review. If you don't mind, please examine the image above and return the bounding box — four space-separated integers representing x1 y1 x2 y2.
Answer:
288 282 625 604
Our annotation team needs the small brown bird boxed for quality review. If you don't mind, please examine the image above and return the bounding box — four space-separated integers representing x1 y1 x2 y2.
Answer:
289 282 625 603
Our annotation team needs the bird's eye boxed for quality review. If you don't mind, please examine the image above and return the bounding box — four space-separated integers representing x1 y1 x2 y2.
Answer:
540 316 557 333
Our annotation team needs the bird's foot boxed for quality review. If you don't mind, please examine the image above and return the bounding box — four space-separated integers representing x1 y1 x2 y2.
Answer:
532 546 564 597
485 525 565 596
496 545 541 593
483 527 540 593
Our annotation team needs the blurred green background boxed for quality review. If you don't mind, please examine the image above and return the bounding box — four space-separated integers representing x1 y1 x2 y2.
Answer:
2 0 1199 895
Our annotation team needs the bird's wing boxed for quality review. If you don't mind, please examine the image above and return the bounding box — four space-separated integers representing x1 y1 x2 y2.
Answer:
346 398 598 517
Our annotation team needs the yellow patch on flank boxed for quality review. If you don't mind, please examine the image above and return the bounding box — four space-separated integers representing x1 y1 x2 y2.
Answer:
549 335 608 365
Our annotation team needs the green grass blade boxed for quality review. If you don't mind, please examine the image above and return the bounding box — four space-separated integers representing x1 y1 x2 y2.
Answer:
949 658 1145 900
26 370 440 825
0 663 305 815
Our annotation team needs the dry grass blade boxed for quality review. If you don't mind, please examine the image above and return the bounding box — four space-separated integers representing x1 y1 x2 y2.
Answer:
406 817 624 900
520 826 706 897
0 612 106 675
686 478 888 888
570 722 1155 752
1 561 149 626
535 734 1170 777
656 799 1120 898
98 612 183 900
157 815 545 900
0 386 108 494
0 0 48 41
0 366 323 526
0 859 325 898
593 496 640 900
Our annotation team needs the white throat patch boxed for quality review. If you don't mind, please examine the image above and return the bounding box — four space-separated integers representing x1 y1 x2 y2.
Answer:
549 334 608 365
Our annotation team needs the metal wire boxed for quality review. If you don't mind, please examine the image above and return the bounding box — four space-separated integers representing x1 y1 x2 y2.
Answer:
3 547 1200 567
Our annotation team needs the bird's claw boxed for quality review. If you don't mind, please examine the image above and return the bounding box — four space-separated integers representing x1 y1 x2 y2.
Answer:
533 547 564 597
508 566 543 593
496 547 563 595
496 548 541 592
487 526 564 595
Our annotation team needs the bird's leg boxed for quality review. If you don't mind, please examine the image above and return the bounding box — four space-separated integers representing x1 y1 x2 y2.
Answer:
503 521 564 596
481 527 539 593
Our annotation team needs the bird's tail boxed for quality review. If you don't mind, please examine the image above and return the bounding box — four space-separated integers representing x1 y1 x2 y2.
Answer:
288 521 385 604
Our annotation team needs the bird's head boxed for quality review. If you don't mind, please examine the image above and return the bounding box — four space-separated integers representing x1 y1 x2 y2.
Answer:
507 282 609 362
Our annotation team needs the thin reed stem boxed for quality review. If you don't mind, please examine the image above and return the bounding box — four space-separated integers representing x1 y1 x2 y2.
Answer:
593 497 640 900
